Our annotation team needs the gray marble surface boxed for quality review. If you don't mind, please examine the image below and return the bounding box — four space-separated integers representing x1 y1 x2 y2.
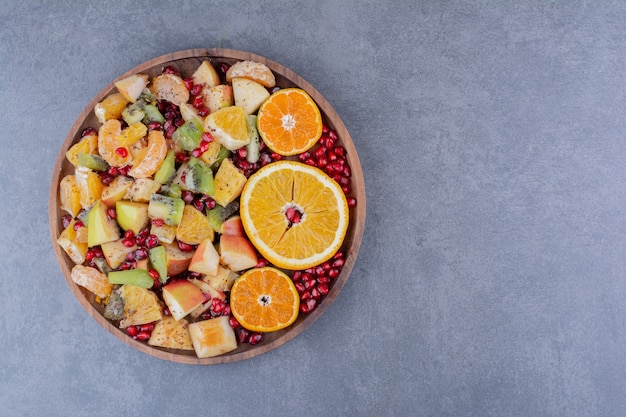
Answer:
2 1 626 416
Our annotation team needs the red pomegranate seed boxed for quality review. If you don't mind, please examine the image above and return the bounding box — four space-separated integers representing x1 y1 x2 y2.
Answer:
147 121 162 131
347 197 357 207
298 152 310 162
314 147 327 158
304 158 316 166
311 287 320 299
332 258 345 268
139 323 155 332
305 278 317 290
198 107 210 117
183 77 194 90
295 282 306 293
334 146 346 157
322 124 329 135
73 220 84 230
106 208 116 219
317 283 329 296
199 139 211 153
182 190 195 204
122 230 134 240
190 83 203 96
192 95 204 109
175 152 189 163
317 276 330 285
249 333 264 345
343 165 352 177
237 328 250 344
328 150 337 161
317 156 328 168
126 326 139 337
135 331 151 341
164 118 174 130
191 148 202 158
162 65 179 76
122 238 135 248
270 152 282 161
61 214 72 229
229 316 241 328
193 198 204 212
148 269 160 281
300 290 311 301
166 125 177 139
178 241 194 251
175 118 185 128
115 147 128 157
256 258 269 268
118 165 131 176
81 127 97 137
205 198 216 210
328 269 340 279
125 251 136 261
152 218 165 227
146 234 159 248
237 147 247 159
300 298 317 314
342 185 351 194
292 271 303 282
219 63 230 74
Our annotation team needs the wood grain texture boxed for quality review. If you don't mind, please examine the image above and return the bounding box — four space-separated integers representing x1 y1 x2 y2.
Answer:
49 48 366 365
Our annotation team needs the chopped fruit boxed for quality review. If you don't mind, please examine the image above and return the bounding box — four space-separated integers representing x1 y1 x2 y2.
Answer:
213 158 247 207
192 60 220 88
220 215 245 236
226 60 276 88
87 199 120 247
201 84 233 114
125 178 161 202
188 316 238 358
230 267 299 332
219 235 258 272
98 119 132 167
199 142 226 166
59 174 82 217
108 269 154 288
163 241 193 276
179 102 202 123
148 245 168 284
188 238 220 276
150 222 177 244
150 73 189 106
148 316 194 350
206 200 239 233
153 149 176 184
101 175 133 207
57 220 88 264
176 205 214 245
101 238 137 269
148 194 184 226
115 201 149 235
232 78 270 115
94 93 129 124
118 284 163 328
239 161 348 270
77 153 109 171
66 134 98 167
75 167 104 209
256 88 323 156
162 279 206 321
128 130 168 179
203 106 249 151
71 264 114 299
114 74 149 103
203 265 238 292
116 122 148 147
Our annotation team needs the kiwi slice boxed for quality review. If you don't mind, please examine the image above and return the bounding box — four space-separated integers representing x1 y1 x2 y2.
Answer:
148 194 184 226
108 269 154 288
149 246 168 284
154 149 176 184
142 104 165 124
172 118 203 151
77 152 109 171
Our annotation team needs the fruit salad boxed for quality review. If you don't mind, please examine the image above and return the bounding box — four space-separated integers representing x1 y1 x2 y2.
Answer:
56 57 357 359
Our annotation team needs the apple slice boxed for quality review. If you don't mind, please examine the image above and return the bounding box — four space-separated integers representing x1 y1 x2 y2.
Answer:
151 73 189 106
232 78 270 115
163 242 194 276
162 279 206 321
101 238 137 269
87 199 120 247
101 175 133 207
219 235 258 272
188 316 238 358
192 60 220 88
125 178 161 203
220 215 245 236
115 201 149 235
148 316 194 350
114 74 149 103
203 265 238 292
201 84 233 114
188 238 220 276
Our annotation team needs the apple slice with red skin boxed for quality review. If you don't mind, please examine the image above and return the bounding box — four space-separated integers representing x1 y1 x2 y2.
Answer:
188 238 220 276
219 235 258 272
219 215 245 236
162 279 206 321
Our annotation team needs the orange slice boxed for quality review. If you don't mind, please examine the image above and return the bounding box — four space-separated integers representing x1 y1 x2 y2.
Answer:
226 60 276 88
230 267 299 332
118 284 163 328
128 130 167 179
66 134 98 167
256 88 322 156
203 106 249 151
176 204 214 245
240 160 349 270
98 119 132 167
71 265 113 299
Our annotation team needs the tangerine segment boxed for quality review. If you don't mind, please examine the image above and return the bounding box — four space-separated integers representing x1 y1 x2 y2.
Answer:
256 88 323 156
98 119 132 167
230 267 300 332
240 161 349 270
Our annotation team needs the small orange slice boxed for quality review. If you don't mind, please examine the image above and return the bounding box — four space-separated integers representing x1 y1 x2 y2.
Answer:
98 119 132 167
71 265 113 298
176 204 214 245
240 160 349 270
230 267 300 332
256 88 322 156
128 130 168 179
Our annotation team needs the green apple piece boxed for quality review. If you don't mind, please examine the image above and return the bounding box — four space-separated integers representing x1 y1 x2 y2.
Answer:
77 152 109 171
148 194 184 226
172 118 204 151
149 245 168 284
115 201 149 234
154 149 176 184
108 269 154 288
88 199 121 247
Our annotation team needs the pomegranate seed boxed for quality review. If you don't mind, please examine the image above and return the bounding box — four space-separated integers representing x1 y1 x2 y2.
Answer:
260 153 272 166
343 165 352 177
298 152 310 162
295 282 306 293
108 167 120 177
175 118 185 128
115 147 128 157
317 283 330 296
332 257 346 268
178 241 194 251
147 121 162 131
199 139 210 153
322 124 329 135
305 278 316 290
175 151 189 163
317 276 330 285
92 247 104 258
300 290 311 301
81 127 97 137
249 333 264 345
192 95 204 109
139 323 155 332
182 190 195 204
125 251 136 261
205 198 216 210
193 198 204 212
198 107 210 117
166 125 176 139
164 117 175 129
256 258 269 268
342 185 351 194
219 63 230 74
328 269 340 279
146 234 159 248
237 147 247 159
126 326 139 337
135 331 151 341
122 230 133 240
85 250 96 262
306 298 317 312
191 148 202 158
118 165 131 176
122 238 135 248
328 129 338 142
314 147 327 158
148 268 160 281
152 218 165 227
334 146 346 157
292 271 303 282
339 176 350 186
304 158 316 166
229 316 241 329
270 152 282 161
106 208 116 220
118 261 134 271
162 65 179 76
311 287 320 299
347 197 357 207
100 173 114 185
190 83 203 96
183 77 194 90
73 220 84 230
237 328 250 344
61 215 72 229
317 156 328 168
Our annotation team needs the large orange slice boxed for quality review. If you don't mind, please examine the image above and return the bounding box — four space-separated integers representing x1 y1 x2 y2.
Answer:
256 88 322 156
240 160 349 270
230 267 299 332
98 119 132 167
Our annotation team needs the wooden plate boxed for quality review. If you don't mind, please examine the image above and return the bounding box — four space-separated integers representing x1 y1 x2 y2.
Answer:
49 49 366 364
